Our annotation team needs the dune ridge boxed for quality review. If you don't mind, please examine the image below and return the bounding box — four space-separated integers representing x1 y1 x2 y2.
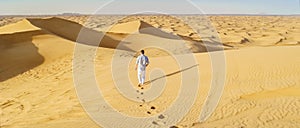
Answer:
25 17 225 54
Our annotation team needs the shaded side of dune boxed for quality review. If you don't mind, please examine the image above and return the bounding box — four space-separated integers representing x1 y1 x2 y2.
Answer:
27 17 133 51
108 20 180 40
27 17 228 53
0 30 45 82
138 20 181 40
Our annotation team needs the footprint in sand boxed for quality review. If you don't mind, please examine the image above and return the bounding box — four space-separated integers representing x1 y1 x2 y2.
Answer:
145 106 157 115
1 98 30 124
152 121 158 125
158 114 165 119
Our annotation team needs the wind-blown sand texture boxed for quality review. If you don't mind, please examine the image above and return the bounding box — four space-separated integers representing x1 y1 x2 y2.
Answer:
0 15 299 128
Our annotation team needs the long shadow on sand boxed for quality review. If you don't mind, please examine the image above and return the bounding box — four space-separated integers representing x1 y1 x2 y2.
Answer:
0 30 45 82
143 64 199 85
27 18 134 52
27 17 228 53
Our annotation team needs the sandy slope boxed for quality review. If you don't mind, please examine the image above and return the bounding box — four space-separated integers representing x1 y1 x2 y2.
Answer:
0 16 300 128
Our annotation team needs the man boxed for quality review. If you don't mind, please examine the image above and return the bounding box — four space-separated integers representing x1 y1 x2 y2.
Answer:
135 50 149 86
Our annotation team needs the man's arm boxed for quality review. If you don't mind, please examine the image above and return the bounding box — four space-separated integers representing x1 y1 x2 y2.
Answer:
146 56 149 67
135 56 139 70
135 63 138 70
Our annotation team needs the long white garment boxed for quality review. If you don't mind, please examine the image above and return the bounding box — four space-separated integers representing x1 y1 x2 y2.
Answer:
137 70 145 85
136 54 149 84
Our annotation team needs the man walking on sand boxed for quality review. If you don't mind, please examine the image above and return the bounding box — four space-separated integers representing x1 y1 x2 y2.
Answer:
135 50 149 86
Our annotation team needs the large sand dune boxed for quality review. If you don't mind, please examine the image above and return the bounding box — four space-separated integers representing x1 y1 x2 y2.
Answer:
0 18 76 82
0 15 300 128
108 20 180 39
25 17 223 54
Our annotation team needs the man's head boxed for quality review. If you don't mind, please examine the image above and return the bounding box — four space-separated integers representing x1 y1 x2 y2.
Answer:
141 50 145 54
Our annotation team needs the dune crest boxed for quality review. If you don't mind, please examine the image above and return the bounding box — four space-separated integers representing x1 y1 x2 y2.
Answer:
0 18 76 82
0 19 40 34
25 17 224 55
108 20 180 40
109 20 152 34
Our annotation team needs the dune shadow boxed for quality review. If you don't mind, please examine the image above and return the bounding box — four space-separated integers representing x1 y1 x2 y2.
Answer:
27 17 134 52
138 20 232 52
27 17 229 54
0 30 45 82
138 21 180 40
144 64 199 85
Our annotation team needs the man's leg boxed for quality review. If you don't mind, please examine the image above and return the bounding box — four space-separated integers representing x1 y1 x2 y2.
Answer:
137 69 142 85
141 70 145 85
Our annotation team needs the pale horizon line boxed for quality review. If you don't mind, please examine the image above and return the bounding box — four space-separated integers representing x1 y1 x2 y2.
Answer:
0 13 300 17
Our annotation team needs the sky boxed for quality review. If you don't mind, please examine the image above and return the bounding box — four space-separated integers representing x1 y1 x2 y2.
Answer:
0 0 299 15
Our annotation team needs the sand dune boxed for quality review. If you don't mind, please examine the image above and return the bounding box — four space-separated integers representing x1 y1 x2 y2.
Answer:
109 20 180 39
211 16 300 47
26 17 223 54
98 15 300 47
0 30 45 81
0 17 191 82
0 19 40 34
109 20 154 34
0 15 300 128
0 16 221 82
27 17 129 49
0 18 77 82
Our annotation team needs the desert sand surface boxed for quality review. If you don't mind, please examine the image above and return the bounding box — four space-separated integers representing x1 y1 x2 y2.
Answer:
0 15 300 128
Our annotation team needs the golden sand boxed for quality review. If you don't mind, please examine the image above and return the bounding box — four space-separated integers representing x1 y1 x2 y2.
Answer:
0 15 299 128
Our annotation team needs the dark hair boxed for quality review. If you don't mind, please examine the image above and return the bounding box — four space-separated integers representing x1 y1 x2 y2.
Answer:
141 50 144 54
